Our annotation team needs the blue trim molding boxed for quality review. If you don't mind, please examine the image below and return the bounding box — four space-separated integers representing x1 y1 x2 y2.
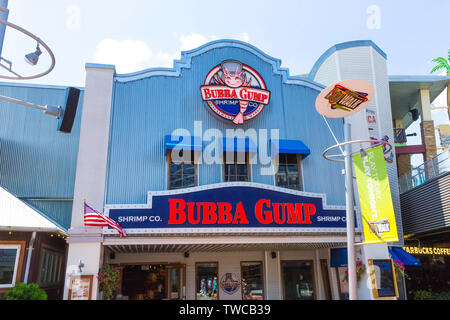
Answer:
113 39 325 92
309 40 388 81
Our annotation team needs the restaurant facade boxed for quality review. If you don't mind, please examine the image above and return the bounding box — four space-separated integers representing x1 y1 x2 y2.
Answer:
61 39 405 300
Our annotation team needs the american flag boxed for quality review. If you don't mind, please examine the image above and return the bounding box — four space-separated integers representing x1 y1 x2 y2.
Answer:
84 202 126 237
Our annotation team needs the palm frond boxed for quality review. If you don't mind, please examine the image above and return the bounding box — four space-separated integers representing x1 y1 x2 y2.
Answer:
430 56 450 74
430 64 445 74
431 57 449 65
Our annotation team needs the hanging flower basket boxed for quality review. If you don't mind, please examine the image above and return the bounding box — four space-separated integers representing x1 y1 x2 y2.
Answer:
393 259 410 280
342 258 367 283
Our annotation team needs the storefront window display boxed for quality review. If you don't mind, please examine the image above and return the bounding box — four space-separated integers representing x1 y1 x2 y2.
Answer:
196 262 218 300
0 245 21 288
281 261 315 300
241 261 264 300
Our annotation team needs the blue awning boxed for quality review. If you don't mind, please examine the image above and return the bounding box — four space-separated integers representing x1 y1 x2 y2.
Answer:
222 137 258 152
165 135 202 151
389 247 421 266
330 248 348 268
270 139 311 158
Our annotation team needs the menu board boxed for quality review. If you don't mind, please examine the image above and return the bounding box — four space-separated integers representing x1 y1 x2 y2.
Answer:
368 259 398 299
69 275 93 300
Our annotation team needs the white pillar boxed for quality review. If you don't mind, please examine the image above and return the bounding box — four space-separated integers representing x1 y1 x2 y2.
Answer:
264 251 282 300
419 88 432 121
64 63 115 300
358 243 395 300
314 249 324 300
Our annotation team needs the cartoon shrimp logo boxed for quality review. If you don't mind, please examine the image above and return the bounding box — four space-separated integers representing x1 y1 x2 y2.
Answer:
200 60 271 124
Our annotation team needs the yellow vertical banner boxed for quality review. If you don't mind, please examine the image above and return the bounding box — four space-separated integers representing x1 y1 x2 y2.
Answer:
352 145 399 244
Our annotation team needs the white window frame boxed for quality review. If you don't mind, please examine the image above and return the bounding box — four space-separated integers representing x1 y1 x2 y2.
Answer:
0 244 21 289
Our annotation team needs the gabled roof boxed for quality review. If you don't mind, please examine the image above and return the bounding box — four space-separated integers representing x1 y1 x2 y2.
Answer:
0 185 67 233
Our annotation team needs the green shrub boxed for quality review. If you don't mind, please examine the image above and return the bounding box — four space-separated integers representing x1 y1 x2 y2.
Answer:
5 283 47 300
412 290 434 300
434 291 450 300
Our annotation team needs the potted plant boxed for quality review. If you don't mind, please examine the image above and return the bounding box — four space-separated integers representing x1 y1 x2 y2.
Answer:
342 258 367 284
5 283 47 300
97 264 121 300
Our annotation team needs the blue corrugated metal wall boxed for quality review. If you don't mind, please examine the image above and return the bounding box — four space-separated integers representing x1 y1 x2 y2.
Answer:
106 42 345 205
0 83 83 230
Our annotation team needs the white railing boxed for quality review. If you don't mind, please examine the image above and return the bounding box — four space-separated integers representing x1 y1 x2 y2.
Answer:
399 150 450 193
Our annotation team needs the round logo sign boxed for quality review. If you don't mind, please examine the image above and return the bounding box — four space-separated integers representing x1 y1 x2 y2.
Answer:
219 272 241 295
315 79 374 118
200 60 271 124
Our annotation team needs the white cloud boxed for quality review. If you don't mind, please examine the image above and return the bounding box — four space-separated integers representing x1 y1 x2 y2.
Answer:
179 32 250 51
92 32 251 73
179 33 211 51
93 39 153 73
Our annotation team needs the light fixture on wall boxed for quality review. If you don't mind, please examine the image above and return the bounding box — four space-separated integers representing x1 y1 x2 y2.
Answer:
271 252 277 259
78 260 85 273
184 252 190 258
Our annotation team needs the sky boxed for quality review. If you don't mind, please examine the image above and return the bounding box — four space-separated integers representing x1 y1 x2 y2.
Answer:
1 0 450 166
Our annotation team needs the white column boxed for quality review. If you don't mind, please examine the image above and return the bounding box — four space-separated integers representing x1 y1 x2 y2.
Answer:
264 251 282 300
419 88 432 121
64 63 115 300
358 243 394 300
314 249 324 300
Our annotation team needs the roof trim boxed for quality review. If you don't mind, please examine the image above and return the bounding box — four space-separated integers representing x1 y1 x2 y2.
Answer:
0 185 68 234
0 81 84 91
309 40 388 81
389 75 450 84
112 39 325 92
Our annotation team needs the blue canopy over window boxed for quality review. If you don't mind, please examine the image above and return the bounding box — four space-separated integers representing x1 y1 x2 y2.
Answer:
330 248 348 268
270 139 311 158
165 135 202 151
389 247 421 266
222 137 258 153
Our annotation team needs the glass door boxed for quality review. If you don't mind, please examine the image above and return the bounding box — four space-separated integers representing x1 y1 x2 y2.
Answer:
167 264 185 300
281 260 316 300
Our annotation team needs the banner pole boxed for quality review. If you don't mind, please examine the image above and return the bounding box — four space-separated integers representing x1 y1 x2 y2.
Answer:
344 122 358 300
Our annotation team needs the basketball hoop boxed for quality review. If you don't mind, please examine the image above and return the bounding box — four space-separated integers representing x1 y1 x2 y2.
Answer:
322 139 393 163
0 18 55 80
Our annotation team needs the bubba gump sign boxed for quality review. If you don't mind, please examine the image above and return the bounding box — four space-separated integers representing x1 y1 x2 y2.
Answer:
104 183 352 234
200 60 271 124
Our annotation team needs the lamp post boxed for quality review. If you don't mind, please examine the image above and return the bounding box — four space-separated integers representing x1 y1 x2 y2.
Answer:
344 122 358 300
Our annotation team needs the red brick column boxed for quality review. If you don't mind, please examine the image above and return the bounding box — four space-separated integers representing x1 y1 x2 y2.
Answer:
421 120 437 160
397 154 411 177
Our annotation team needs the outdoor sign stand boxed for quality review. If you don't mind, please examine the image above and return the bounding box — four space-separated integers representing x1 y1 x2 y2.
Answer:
315 79 391 300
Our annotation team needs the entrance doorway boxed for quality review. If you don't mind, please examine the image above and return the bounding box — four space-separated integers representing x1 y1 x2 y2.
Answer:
120 263 186 300
281 260 316 300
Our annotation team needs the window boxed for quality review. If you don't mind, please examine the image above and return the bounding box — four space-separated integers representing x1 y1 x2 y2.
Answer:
196 262 218 300
168 150 197 190
0 244 21 288
38 247 64 287
275 153 302 191
241 261 264 300
223 152 250 182
281 260 315 300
